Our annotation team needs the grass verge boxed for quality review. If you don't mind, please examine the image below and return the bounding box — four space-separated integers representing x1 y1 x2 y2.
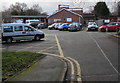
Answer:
2 51 46 81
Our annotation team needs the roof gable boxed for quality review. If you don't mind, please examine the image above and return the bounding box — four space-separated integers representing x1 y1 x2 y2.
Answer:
48 8 83 18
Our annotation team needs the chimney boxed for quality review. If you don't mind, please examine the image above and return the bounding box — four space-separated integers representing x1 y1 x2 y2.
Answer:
58 5 69 10
58 5 61 10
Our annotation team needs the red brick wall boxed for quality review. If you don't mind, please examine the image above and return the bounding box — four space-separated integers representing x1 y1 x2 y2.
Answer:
48 9 83 24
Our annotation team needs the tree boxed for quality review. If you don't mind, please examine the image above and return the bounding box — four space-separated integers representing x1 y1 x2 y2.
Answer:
25 4 43 15
111 1 120 16
10 2 28 15
8 2 46 15
94 2 110 17
2 2 48 23
118 1 120 16
2 10 12 23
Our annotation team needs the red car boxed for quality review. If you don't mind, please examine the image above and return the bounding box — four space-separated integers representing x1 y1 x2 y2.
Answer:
99 22 120 32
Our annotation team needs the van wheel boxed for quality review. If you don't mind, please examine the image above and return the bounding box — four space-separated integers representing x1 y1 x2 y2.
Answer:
35 35 40 41
6 38 12 44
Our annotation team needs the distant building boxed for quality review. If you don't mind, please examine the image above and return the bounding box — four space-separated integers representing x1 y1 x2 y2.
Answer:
48 5 84 24
11 15 48 23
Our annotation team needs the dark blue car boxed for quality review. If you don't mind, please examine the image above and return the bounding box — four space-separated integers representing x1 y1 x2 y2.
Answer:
68 23 82 31
58 23 70 31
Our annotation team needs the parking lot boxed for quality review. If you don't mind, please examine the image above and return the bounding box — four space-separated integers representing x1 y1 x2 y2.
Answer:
1 29 119 81
2 34 60 55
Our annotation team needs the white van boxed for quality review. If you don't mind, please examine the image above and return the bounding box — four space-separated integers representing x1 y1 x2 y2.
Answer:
26 19 39 25
1 23 45 43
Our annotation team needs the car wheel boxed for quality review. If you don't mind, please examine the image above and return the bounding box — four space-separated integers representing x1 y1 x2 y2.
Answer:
101 28 106 32
35 35 40 41
6 38 12 44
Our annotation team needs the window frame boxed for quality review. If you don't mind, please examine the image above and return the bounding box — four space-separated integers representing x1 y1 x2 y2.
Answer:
3 26 13 32
24 26 34 31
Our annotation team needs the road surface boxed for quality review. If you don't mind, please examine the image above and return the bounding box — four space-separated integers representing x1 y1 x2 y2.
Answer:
2 29 119 81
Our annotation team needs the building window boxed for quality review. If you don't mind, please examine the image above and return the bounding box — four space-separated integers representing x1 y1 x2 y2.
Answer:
54 19 61 22
66 18 72 22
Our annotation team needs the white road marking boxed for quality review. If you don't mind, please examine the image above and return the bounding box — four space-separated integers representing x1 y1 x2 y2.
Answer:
89 33 119 75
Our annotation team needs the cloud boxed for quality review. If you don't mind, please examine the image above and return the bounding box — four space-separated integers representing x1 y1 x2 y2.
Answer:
0 0 118 14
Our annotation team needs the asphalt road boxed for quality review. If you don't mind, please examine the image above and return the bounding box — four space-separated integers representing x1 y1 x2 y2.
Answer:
43 29 119 81
2 29 119 81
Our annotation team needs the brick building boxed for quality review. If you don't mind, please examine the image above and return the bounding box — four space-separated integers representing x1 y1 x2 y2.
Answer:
48 5 84 25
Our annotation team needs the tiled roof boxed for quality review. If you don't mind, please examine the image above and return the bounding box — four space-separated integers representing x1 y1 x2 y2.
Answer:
48 8 83 18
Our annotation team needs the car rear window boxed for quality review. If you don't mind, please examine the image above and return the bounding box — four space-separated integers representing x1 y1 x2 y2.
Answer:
3 26 13 32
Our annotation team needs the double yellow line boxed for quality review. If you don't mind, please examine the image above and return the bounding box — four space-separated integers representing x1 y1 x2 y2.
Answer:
55 35 82 82
36 34 82 82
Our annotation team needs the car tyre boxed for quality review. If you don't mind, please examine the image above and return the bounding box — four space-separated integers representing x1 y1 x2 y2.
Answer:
6 38 12 44
101 28 106 32
35 35 40 41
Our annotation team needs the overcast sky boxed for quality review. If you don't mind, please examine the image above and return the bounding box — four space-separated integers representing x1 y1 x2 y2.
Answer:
0 0 119 15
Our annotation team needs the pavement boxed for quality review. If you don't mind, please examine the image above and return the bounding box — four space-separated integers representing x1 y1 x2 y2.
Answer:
7 55 66 82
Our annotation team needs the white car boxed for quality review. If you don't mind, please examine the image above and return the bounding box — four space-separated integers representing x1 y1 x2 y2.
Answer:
87 22 98 31
1 23 45 43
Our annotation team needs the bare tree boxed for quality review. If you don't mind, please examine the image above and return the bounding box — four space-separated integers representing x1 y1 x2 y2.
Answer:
2 9 11 23
9 2 28 12
118 1 120 16
32 4 42 13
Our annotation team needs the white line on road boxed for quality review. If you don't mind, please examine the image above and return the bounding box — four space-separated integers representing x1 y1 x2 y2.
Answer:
89 33 119 75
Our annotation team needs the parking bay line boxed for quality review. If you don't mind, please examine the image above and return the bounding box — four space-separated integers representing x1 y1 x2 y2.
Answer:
38 45 57 53
55 35 64 57
16 34 57 52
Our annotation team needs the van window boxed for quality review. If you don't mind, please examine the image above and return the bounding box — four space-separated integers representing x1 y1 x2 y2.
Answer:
3 26 13 32
14 26 23 31
24 26 34 31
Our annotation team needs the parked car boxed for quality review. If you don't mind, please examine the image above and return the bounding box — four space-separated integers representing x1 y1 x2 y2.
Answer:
26 19 40 25
87 22 98 31
58 23 70 31
68 22 82 31
1 23 45 43
54 23 63 30
99 22 120 32
29 22 39 28
48 23 56 30
37 23 47 29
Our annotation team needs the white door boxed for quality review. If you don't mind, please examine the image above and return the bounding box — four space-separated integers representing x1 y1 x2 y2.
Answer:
23 26 35 40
